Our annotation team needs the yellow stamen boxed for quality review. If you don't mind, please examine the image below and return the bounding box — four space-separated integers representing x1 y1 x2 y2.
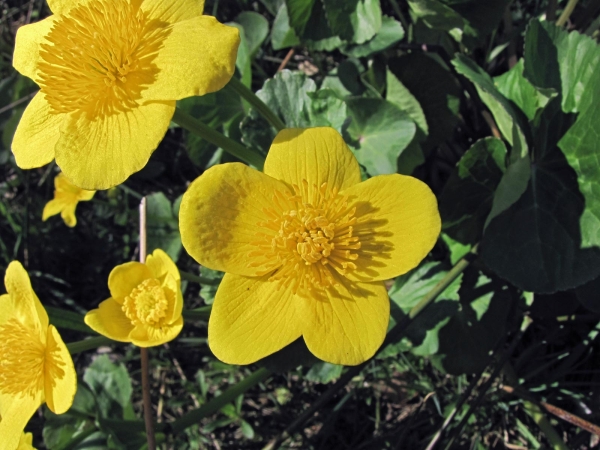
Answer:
122 278 169 326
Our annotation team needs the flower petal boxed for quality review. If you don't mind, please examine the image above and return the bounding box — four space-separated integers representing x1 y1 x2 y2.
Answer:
4 261 49 332
12 92 64 169
13 16 56 81
141 0 204 24
162 273 183 324
141 16 239 101
55 101 175 190
44 325 76 414
180 162 289 276
84 298 134 341
17 432 34 450
264 127 362 192
208 273 302 364
341 174 441 282
300 281 389 365
0 392 42 450
78 189 96 201
60 202 77 227
108 262 153 303
46 0 88 15
130 316 183 347
146 249 180 282
42 199 66 221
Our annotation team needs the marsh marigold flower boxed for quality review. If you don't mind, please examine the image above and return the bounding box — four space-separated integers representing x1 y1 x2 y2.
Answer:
84 249 183 346
42 173 95 227
0 261 76 450
179 127 441 366
12 0 240 190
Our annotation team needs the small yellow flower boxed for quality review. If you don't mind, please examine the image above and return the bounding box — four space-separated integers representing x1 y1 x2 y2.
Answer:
84 249 184 347
0 261 76 450
179 127 441 366
42 173 95 227
12 0 240 190
16 432 35 450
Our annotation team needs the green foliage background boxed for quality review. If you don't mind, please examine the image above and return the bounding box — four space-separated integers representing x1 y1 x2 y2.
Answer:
2 0 600 448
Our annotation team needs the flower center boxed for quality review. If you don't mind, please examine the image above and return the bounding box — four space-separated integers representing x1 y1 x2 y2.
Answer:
37 0 168 116
0 319 45 397
251 181 361 295
122 278 168 326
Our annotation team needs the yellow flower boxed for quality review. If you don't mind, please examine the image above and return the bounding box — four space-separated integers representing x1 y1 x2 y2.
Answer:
84 249 184 347
0 261 76 450
42 173 95 227
16 433 35 450
179 127 441 366
12 0 240 190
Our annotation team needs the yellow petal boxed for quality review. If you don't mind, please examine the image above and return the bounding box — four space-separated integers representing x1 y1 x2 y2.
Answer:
42 199 66 221
60 202 77 227
208 273 302 364
300 281 389 365
44 325 76 414
4 261 49 332
162 273 183 324
180 163 288 276
141 0 204 23
46 0 88 15
17 432 35 450
146 249 180 282
12 92 64 169
13 16 56 81
130 316 183 347
84 298 134 342
108 262 153 303
264 127 362 193
55 101 175 190
141 16 239 101
0 392 42 450
342 174 441 282
77 189 95 201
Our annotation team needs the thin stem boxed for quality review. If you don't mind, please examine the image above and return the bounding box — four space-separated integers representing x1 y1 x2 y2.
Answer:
388 0 410 32
170 367 272 434
67 336 113 355
179 270 221 286
556 0 579 26
226 77 286 131
139 197 156 450
172 108 265 169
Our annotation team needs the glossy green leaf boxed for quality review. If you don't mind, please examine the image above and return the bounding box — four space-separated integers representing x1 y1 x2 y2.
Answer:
271 3 300 50
495 59 549 120
236 12 269 56
322 0 382 44
83 355 133 419
345 98 416 175
146 192 182 261
342 16 404 58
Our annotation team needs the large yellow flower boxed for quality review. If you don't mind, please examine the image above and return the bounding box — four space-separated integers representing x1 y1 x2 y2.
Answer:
84 249 184 347
43 173 95 227
12 0 239 190
179 127 441 366
0 261 76 450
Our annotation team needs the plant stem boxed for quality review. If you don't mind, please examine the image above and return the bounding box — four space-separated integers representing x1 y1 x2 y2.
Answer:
226 77 286 131
170 367 272 434
139 198 156 450
67 336 113 355
179 270 221 286
182 306 212 322
172 108 265 169
556 0 579 26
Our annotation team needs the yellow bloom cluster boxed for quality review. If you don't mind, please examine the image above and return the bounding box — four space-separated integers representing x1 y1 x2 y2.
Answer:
180 127 441 366
43 173 95 227
12 0 239 189
85 250 184 347
0 262 76 450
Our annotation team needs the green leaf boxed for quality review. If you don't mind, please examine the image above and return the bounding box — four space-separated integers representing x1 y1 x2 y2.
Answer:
322 0 382 44
345 98 416 175
524 20 600 113
305 362 344 383
146 192 182 261
46 306 95 334
408 0 465 31
236 12 269 56
494 59 549 120
307 89 348 132
83 355 133 418
388 262 462 356
437 272 511 374
439 137 506 244
388 53 459 151
285 0 343 49
229 22 252 86
271 3 300 50
199 267 224 305
285 0 317 37
386 70 427 134
342 16 404 58
481 98 600 293
452 54 529 157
